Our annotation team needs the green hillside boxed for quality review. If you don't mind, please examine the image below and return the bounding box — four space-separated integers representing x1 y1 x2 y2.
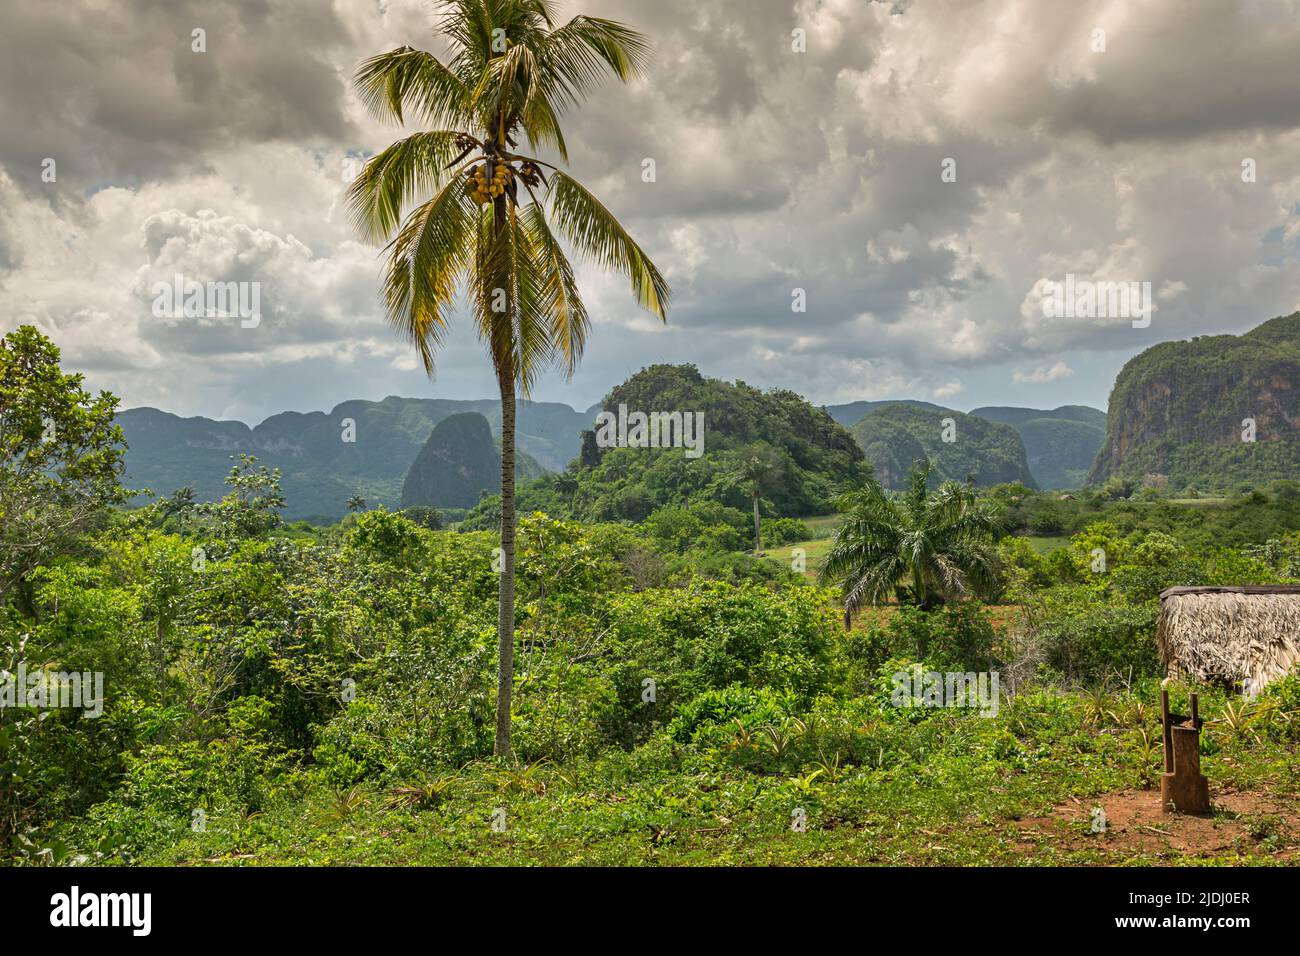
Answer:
1090 312 1300 492
551 364 867 521
970 405 1106 490
849 404 1036 489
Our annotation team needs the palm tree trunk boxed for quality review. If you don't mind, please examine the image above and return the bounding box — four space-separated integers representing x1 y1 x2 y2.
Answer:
752 492 761 553
494 372 517 758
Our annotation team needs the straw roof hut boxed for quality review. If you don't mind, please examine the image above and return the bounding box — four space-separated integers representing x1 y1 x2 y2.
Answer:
1156 586 1300 695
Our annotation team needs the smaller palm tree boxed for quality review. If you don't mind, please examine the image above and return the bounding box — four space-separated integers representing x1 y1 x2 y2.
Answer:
346 494 367 513
553 471 579 512
820 460 1000 625
728 446 781 553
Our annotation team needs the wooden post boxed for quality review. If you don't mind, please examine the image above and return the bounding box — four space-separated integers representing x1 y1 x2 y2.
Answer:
1160 689 1173 773
1160 690 1210 815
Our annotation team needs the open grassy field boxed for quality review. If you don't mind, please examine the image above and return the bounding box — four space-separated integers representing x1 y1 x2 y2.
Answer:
799 514 843 537
766 528 1068 581
763 537 834 578
1027 535 1069 554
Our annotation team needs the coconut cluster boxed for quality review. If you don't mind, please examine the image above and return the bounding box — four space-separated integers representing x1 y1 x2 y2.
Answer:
467 163 512 204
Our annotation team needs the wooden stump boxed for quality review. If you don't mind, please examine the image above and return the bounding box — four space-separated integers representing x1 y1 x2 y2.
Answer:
1161 725 1210 814
1160 690 1210 815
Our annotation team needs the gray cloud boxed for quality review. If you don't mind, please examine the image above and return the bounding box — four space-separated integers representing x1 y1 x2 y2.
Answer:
0 0 1297 426
0 0 354 189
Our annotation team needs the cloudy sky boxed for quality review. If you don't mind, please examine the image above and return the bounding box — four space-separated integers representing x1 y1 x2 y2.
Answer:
1 0 1298 425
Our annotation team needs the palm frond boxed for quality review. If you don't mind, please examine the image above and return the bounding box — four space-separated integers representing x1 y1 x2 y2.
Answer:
353 1 667 389
822 461 1001 620
355 46 472 128
521 202 589 377
548 171 668 320
347 131 471 244
543 16 653 89
380 178 478 374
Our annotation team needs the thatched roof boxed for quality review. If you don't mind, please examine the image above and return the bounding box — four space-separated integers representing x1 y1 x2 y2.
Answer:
1156 586 1300 694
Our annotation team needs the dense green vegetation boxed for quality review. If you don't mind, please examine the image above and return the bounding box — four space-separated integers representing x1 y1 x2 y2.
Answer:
989 479 1300 549
463 364 868 526
8 485 1299 865
6 327 1300 868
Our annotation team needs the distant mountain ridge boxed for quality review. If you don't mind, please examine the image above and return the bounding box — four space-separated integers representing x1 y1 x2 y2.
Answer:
969 405 1106 490
827 401 1105 490
118 396 591 520
824 399 945 428
117 386 1114 521
969 405 1105 429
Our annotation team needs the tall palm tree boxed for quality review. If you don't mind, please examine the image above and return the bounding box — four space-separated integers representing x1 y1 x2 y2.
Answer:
729 447 780 553
820 461 1000 625
347 0 669 757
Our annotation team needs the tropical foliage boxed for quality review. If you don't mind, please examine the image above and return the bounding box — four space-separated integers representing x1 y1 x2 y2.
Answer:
6 327 1300 868
821 462 1002 618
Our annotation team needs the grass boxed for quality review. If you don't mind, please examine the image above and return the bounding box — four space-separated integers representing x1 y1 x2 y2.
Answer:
763 538 834 579
1027 535 1069 555
758 514 842 579
798 514 842 537
121 685 1300 867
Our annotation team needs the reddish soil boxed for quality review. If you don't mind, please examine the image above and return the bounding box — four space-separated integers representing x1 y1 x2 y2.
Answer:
1016 788 1300 860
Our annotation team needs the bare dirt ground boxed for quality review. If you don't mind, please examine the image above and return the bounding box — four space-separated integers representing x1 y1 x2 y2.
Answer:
1015 788 1300 861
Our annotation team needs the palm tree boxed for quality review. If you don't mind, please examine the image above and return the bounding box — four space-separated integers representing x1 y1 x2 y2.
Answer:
820 461 1000 625
553 471 578 513
728 445 781 553
347 0 668 757
659 452 694 505
346 494 367 513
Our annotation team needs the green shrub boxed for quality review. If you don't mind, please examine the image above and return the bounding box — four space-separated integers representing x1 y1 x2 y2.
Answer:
765 517 812 546
843 603 1000 680
597 581 838 748
667 685 794 744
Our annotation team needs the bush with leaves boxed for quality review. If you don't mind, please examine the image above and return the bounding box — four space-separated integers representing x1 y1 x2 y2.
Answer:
595 581 837 748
